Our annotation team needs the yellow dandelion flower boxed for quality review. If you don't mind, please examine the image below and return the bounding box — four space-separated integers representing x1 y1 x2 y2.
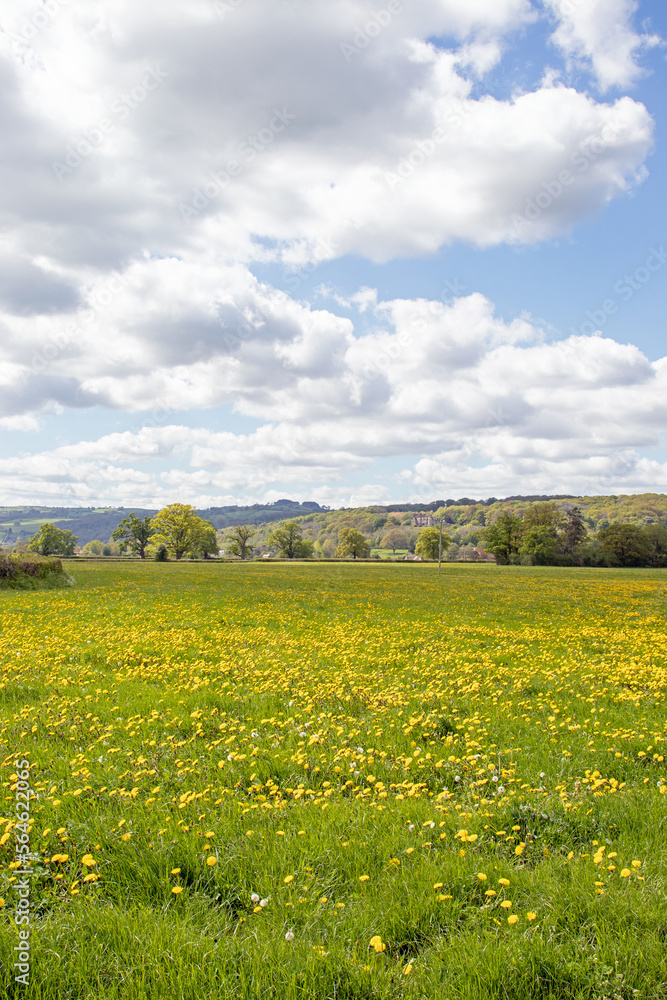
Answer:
171 886 183 894
500 900 512 909
507 914 519 925
403 964 413 976
81 854 96 867
206 856 217 866
284 875 294 884
485 889 497 897
527 912 537 921
477 873 488 881
369 935 385 953
359 875 370 882
498 878 510 886
620 869 631 877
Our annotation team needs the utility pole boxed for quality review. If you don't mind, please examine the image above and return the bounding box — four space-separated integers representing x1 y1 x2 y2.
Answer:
438 518 443 576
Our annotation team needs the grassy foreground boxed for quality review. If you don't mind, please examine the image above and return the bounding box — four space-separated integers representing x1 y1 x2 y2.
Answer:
0 561 666 999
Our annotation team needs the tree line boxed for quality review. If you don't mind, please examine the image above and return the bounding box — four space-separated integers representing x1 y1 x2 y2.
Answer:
481 502 667 567
22 499 667 567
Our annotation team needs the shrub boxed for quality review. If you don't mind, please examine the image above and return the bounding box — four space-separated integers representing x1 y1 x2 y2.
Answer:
0 555 73 590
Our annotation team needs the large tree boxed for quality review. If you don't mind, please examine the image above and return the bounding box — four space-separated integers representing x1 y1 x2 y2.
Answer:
644 523 667 568
519 525 559 565
28 523 78 557
562 507 587 556
597 523 652 567
482 512 523 564
267 521 313 559
226 525 256 560
150 504 216 560
112 514 155 559
415 526 450 560
380 527 408 553
335 527 370 560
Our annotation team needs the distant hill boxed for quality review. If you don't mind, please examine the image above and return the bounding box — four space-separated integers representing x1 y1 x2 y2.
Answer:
0 500 328 547
2 494 667 550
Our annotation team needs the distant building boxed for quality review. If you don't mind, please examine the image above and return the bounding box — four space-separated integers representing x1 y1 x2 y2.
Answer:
412 513 437 527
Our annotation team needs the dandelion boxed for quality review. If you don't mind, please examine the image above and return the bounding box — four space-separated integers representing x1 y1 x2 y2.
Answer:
527 912 537 921
259 898 268 907
500 900 512 909
284 875 294 884
631 860 642 868
403 964 413 976
81 854 96 867
171 886 183 895
359 875 370 882
477 873 487 881
620 869 631 877
206 856 217 866
250 893 260 903
507 914 519 925
285 930 295 942
170 868 181 875
369 935 385 953
498 878 510 886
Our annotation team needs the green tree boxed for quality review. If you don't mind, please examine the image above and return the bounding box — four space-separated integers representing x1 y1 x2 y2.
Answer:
226 525 256 560
482 512 523 564
562 507 588 556
335 527 370 560
380 527 408 553
519 526 559 565
150 504 215 560
268 521 313 559
112 514 155 559
28 523 78 557
597 523 652 567
644 524 667 567
523 501 566 532
189 522 219 559
82 540 104 556
415 526 450 560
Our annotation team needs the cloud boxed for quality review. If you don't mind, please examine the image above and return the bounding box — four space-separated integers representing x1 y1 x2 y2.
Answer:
0 1 662 507
0 0 655 283
545 0 662 91
1 288 666 506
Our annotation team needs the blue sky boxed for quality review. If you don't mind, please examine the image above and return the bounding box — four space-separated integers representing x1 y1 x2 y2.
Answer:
0 0 666 508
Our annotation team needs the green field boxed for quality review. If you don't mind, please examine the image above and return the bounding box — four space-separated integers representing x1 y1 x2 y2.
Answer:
1 562 666 998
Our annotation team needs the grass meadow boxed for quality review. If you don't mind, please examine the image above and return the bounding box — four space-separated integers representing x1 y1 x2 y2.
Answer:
0 561 666 999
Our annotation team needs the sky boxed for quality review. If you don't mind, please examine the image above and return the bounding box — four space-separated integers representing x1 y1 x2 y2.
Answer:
0 0 666 509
